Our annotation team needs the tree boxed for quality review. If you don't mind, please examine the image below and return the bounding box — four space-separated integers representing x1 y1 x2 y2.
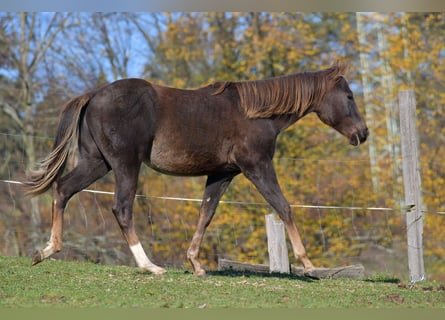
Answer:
0 13 72 246
1 12 444 278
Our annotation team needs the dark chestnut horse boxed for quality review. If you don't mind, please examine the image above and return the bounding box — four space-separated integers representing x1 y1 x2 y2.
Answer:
24 63 368 276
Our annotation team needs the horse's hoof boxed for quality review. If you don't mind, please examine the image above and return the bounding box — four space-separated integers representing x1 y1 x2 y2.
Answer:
151 267 167 276
140 265 167 275
194 269 207 277
303 268 319 280
31 250 43 266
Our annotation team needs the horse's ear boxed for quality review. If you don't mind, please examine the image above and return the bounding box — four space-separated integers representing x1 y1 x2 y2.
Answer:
326 62 348 82
331 61 348 75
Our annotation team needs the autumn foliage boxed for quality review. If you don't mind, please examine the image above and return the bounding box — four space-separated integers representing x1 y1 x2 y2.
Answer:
0 12 444 279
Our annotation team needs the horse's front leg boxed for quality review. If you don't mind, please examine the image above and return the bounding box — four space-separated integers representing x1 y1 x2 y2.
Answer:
187 173 235 276
239 159 315 275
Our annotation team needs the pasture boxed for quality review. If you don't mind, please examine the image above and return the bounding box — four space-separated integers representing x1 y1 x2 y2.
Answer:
1 255 444 308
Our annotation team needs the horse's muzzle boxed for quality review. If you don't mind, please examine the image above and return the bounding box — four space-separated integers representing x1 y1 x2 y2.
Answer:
350 127 369 146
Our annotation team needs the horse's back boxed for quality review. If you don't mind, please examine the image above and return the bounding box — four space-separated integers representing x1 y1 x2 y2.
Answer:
83 78 253 177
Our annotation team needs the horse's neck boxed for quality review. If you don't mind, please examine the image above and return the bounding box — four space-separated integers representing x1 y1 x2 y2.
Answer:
271 113 302 133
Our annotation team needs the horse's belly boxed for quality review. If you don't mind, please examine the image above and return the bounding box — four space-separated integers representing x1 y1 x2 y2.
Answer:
148 146 225 176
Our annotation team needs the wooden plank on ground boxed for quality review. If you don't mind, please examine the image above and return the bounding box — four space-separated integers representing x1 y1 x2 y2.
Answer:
290 264 365 279
218 259 270 273
218 259 365 279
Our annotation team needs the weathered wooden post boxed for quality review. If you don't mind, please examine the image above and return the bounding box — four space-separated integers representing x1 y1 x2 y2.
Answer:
399 90 425 283
265 214 290 273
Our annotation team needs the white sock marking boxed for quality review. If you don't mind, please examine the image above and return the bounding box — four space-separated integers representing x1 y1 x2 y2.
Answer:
129 242 166 274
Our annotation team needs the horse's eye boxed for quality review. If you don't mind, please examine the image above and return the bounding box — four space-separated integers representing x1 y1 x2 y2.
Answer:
347 94 353 100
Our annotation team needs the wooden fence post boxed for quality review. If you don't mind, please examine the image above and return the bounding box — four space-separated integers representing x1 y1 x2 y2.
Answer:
399 90 425 283
265 214 290 274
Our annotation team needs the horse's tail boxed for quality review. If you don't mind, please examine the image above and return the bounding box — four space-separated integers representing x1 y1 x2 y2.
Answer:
23 94 91 197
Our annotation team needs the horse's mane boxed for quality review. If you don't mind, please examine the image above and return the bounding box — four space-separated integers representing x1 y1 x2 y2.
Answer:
213 63 348 119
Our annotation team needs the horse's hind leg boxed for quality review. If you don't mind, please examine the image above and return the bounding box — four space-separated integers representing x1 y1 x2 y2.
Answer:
32 158 110 265
31 196 63 265
112 165 166 275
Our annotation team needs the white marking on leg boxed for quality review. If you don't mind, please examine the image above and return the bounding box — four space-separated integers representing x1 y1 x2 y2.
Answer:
129 242 166 275
40 242 56 259
40 234 60 260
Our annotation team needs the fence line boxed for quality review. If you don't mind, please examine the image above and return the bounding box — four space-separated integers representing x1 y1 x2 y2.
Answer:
0 131 54 140
3 178 444 215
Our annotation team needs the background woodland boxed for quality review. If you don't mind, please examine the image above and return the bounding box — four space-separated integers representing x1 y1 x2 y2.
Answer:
0 12 444 280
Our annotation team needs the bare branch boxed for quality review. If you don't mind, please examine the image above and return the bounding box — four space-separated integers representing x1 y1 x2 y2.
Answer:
0 98 23 130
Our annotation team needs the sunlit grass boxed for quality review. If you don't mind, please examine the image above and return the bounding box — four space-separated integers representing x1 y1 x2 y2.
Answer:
1 255 444 308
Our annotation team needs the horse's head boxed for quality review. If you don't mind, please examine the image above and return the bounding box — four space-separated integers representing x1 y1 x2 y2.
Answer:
314 76 368 146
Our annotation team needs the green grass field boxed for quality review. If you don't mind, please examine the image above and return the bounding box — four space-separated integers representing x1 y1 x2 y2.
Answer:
1 255 444 308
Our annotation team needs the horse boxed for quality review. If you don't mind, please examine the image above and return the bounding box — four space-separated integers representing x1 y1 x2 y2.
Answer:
23 63 368 277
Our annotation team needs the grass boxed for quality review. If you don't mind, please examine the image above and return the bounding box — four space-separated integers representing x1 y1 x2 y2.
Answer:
1 255 445 308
